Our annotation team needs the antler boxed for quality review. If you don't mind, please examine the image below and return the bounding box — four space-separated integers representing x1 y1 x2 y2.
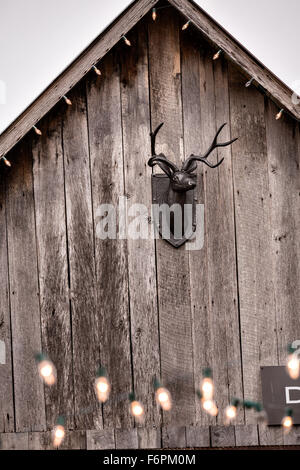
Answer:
182 123 238 172
148 122 179 177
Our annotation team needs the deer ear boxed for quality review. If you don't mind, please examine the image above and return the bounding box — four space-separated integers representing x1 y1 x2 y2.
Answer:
184 160 197 173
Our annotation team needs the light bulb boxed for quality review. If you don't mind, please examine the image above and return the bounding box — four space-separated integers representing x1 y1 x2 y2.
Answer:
225 405 237 423
95 376 110 403
245 77 254 88
286 354 300 379
33 125 42 136
63 95 72 106
92 65 101 76
182 20 190 31
282 415 293 430
213 50 222 60
201 377 214 400
202 399 218 416
123 36 131 47
38 359 56 386
52 424 65 447
1 156 11 167
155 387 172 411
152 8 157 21
130 400 144 422
276 109 284 120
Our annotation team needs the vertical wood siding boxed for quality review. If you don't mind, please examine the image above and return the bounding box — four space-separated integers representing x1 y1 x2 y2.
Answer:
0 7 299 447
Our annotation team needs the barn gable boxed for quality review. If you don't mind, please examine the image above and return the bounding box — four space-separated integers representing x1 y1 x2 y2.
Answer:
0 0 299 450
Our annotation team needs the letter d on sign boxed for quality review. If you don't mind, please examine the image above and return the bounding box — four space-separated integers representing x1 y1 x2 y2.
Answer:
0 340 5 364
285 386 300 404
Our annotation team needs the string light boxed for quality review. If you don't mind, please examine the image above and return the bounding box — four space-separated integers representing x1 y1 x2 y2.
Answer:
33 125 42 136
282 408 293 433
122 35 131 47
0 156 11 167
286 345 300 380
129 393 144 422
213 49 222 60
63 95 72 106
92 65 101 76
276 108 284 120
200 368 214 400
202 398 218 416
225 398 240 424
35 353 56 386
154 378 172 411
182 20 191 30
94 367 110 403
52 416 66 448
152 8 157 21
245 77 254 88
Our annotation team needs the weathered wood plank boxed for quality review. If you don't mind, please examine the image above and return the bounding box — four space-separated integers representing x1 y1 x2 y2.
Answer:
234 425 259 446
32 110 74 430
62 83 101 429
138 427 161 449
0 177 14 432
185 425 210 448
162 425 186 448
211 425 235 447
0 432 29 450
87 429 115 450
28 431 52 450
0 0 159 160
59 430 86 449
258 424 284 446
86 52 133 429
120 20 160 427
148 2 195 427
228 65 280 435
5 141 46 432
115 428 138 449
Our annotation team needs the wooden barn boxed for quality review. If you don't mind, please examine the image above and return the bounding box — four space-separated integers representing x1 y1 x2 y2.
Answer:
0 0 300 450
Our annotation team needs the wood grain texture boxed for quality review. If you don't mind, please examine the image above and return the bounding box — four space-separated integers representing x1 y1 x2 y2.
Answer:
211 425 235 447
5 141 46 432
0 432 29 450
234 424 258 447
148 4 195 427
162 425 187 448
62 83 101 429
138 427 161 448
0 0 159 160
32 110 74 430
86 52 133 429
87 429 115 450
120 21 161 427
228 65 279 430
185 425 210 448
115 428 138 449
0 177 14 432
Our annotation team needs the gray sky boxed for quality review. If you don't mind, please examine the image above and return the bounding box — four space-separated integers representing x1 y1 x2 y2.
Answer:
0 0 299 134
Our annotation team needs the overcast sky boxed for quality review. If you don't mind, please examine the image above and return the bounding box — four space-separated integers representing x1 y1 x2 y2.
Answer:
0 0 299 134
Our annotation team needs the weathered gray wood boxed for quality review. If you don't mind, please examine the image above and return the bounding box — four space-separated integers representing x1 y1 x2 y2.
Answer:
185 425 210 448
169 0 300 120
258 424 284 446
120 20 161 427
115 428 138 449
28 431 52 450
234 425 259 446
86 52 132 429
211 426 235 447
0 432 29 450
32 110 74 430
59 430 86 449
0 178 14 432
138 427 161 449
228 65 280 434
5 141 46 432
62 83 101 429
87 429 115 450
148 3 195 427
0 0 159 160
162 426 187 448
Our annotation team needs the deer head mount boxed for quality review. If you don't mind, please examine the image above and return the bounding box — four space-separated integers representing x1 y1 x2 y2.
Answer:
148 122 238 248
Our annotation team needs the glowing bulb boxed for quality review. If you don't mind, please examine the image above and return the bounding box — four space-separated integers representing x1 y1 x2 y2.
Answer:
92 65 101 76
182 20 190 31
282 415 293 430
130 400 144 422
276 109 284 120
52 424 65 447
152 8 157 21
155 387 172 411
95 376 110 403
213 49 222 60
63 95 72 106
202 399 218 416
286 354 300 380
123 36 131 47
245 77 254 88
201 377 214 400
33 125 42 136
37 358 56 386
225 405 237 423
1 156 11 167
